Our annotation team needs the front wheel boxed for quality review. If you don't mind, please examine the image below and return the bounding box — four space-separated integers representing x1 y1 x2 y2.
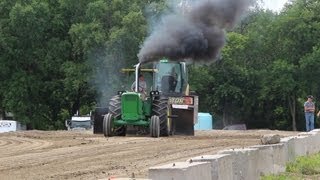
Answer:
103 113 113 137
150 115 160 138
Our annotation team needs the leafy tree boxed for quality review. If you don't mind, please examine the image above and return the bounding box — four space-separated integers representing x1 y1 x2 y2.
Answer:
0 0 161 129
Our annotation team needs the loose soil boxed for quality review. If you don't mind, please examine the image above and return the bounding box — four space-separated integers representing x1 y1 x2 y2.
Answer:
0 130 299 180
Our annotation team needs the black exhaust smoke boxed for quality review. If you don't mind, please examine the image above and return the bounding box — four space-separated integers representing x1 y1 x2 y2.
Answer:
138 0 253 63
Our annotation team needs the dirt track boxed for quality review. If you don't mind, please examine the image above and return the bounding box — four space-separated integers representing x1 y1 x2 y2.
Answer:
0 130 299 179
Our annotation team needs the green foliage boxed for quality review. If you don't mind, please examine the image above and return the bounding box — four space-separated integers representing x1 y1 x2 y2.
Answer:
261 173 302 180
273 106 290 130
262 153 320 179
287 154 320 175
0 0 152 129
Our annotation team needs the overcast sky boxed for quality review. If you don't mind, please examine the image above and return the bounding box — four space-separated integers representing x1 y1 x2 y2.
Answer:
262 0 288 12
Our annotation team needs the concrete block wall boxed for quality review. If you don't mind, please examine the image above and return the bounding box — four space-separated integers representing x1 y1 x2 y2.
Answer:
294 135 309 157
280 136 295 162
148 129 320 180
298 132 320 155
250 143 286 175
217 148 259 180
149 161 212 180
106 178 150 180
187 154 233 180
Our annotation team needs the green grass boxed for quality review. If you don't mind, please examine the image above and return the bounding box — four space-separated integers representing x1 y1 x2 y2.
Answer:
262 173 302 180
261 153 320 180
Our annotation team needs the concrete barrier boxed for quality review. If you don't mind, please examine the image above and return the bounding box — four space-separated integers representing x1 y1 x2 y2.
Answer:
298 131 320 154
148 129 320 180
280 136 295 162
311 132 320 153
104 178 150 180
311 129 320 133
267 143 286 174
149 161 211 180
217 148 259 180
187 154 233 180
293 135 309 157
250 143 286 176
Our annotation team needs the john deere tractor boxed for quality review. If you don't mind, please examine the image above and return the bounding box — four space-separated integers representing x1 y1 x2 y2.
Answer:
94 60 198 137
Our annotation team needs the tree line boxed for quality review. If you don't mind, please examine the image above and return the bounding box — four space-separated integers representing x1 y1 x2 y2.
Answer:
0 0 319 131
190 0 320 131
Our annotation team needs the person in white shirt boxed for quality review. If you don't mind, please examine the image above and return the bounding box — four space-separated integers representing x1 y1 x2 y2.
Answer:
131 74 147 94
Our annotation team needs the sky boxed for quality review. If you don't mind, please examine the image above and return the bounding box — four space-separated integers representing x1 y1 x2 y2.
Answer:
262 0 288 12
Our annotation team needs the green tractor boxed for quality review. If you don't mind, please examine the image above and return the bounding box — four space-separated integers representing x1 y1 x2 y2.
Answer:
94 60 198 137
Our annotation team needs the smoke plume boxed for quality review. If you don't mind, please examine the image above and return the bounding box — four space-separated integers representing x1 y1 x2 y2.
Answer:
138 0 253 63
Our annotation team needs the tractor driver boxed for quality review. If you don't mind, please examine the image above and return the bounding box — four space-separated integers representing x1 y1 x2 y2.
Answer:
171 69 178 92
131 74 147 94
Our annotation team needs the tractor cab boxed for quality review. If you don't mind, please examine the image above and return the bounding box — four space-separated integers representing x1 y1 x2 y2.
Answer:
120 59 189 96
153 59 188 96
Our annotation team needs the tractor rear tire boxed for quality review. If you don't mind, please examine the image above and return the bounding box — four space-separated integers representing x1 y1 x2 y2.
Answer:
152 98 171 136
150 115 160 138
108 95 126 136
103 113 113 137
109 95 121 119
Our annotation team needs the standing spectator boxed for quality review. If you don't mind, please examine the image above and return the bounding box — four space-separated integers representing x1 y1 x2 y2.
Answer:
304 95 315 131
